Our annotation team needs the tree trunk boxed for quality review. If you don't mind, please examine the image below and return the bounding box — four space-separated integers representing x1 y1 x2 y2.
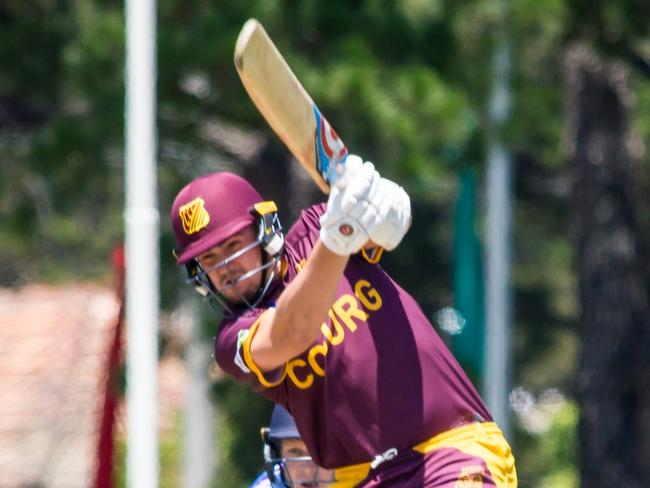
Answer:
564 44 650 487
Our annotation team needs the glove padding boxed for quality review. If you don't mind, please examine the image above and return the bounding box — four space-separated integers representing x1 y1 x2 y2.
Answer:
319 158 380 256
332 154 363 189
365 177 411 251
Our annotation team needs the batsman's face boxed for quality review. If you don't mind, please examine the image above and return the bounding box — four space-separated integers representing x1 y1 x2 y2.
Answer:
281 438 334 487
198 225 263 303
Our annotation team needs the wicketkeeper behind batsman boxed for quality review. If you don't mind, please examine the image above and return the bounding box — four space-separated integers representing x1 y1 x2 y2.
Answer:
171 156 517 487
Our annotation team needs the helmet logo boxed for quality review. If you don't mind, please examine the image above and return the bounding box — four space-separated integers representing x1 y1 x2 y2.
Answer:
179 197 211 235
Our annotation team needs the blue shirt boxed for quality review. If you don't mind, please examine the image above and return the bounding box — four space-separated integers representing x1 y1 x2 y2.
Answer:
249 471 272 488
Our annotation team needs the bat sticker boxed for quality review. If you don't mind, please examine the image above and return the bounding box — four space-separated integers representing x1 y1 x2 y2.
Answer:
314 105 348 185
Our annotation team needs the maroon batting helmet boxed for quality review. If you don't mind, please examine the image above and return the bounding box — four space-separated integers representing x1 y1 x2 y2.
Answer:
171 172 264 264
171 172 284 312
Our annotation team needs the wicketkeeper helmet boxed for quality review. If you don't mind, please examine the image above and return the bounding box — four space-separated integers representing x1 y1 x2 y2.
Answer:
262 405 333 487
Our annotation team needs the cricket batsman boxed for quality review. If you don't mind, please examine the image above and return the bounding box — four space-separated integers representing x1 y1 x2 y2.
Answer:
171 156 517 486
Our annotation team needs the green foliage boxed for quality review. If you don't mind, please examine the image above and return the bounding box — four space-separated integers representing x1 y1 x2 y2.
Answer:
512 398 579 486
538 402 580 488
0 0 125 284
160 418 183 488
211 377 273 487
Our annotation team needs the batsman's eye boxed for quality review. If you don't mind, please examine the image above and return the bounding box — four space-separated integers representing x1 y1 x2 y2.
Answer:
199 255 218 268
285 448 308 457
227 239 242 251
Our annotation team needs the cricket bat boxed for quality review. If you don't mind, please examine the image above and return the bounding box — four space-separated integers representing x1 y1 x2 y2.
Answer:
234 19 348 193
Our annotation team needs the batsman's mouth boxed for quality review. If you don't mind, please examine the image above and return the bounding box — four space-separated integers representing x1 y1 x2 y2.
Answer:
220 269 258 290
223 272 246 287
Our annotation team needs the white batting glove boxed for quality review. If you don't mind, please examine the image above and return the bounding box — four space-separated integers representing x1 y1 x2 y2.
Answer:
365 177 412 251
332 154 363 189
319 159 380 256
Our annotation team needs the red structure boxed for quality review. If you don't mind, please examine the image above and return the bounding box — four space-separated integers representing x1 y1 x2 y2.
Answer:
94 246 126 488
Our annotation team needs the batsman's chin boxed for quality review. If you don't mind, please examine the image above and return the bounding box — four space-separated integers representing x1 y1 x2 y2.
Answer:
221 282 260 305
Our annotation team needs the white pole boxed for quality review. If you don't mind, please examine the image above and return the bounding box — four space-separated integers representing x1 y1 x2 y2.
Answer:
483 0 513 438
125 0 159 486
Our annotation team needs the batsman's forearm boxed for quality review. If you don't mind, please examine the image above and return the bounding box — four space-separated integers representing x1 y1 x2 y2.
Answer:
272 240 348 349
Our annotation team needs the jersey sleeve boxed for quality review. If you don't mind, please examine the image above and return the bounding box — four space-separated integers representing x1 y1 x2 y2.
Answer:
280 203 325 283
214 307 287 400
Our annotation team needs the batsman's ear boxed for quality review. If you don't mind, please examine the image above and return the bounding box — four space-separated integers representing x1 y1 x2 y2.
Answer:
184 260 211 297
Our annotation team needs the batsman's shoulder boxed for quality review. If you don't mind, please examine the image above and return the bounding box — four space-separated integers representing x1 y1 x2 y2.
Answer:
293 203 327 230
284 204 325 249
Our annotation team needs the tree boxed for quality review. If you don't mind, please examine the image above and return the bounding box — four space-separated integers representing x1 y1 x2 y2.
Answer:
565 44 650 487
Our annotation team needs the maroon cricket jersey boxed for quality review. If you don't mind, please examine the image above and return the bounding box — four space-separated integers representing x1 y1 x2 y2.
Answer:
214 204 491 469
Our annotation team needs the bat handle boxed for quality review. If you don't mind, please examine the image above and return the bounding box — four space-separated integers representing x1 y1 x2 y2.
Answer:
327 158 348 188
313 105 349 189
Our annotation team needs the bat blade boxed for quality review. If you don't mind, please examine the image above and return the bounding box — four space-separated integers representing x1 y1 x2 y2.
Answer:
234 19 348 193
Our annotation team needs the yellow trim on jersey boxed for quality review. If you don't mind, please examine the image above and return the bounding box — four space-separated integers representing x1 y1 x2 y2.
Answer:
280 256 289 279
241 309 287 388
360 246 384 264
331 462 371 488
412 422 517 487
331 422 517 488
